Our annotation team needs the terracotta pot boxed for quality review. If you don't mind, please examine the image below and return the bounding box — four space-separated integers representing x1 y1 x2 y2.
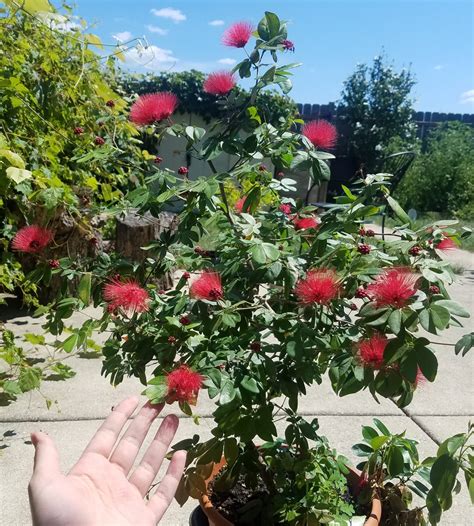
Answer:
194 457 381 526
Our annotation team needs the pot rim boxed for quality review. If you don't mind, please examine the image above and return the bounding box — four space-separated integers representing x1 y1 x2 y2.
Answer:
198 457 381 526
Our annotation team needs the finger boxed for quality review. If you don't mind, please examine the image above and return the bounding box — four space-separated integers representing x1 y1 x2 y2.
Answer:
147 450 187 523
30 431 61 484
109 401 163 475
128 414 179 496
83 396 140 458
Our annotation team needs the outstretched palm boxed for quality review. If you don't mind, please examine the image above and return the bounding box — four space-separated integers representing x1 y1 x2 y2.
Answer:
29 397 186 526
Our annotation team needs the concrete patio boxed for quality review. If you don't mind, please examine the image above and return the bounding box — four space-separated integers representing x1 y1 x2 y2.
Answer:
1 248 473 525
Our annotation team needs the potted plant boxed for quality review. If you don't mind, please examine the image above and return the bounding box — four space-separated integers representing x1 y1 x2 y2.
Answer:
352 419 474 526
13 10 472 525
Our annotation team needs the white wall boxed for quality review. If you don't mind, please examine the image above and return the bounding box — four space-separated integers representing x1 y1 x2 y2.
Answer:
156 113 327 203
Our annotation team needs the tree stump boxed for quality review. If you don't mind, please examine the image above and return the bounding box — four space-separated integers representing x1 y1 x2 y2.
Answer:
115 211 178 290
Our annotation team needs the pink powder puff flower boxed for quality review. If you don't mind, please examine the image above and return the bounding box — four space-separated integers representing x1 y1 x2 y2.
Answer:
302 120 337 150
222 21 253 48
295 269 340 305
293 216 319 231
279 203 291 215
166 365 203 405
357 334 388 370
203 71 236 95
103 279 149 313
12 225 53 254
367 268 419 309
235 197 251 214
189 271 223 301
436 236 457 251
129 92 179 126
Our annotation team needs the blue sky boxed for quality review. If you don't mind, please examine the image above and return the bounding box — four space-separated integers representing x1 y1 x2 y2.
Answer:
68 0 473 113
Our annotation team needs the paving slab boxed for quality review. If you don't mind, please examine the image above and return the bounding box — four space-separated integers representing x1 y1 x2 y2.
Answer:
404 272 474 417
1 414 472 526
0 346 403 422
413 415 472 444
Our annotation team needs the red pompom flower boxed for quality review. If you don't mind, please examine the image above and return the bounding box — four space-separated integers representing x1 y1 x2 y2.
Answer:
279 203 291 215
293 216 319 231
103 279 149 313
302 120 337 150
295 269 340 305
166 365 203 405
367 268 419 309
12 225 53 254
129 92 178 126
222 21 253 48
204 71 236 95
235 197 251 214
357 334 388 370
436 236 457 251
190 271 223 301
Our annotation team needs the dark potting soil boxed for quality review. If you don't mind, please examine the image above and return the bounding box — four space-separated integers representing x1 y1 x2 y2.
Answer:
208 470 272 525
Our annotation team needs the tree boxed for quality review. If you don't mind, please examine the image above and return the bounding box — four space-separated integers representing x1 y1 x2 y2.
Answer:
339 54 417 174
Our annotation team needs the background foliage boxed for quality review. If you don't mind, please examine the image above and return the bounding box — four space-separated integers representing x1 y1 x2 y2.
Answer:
396 122 474 218
338 54 417 173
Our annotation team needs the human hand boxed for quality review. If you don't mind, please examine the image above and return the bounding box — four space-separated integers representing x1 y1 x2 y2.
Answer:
28 396 186 526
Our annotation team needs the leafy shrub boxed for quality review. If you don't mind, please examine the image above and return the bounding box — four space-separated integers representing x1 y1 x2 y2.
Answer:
0 0 156 304
396 122 474 218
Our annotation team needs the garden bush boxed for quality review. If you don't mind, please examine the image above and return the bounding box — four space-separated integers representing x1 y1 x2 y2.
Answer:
0 0 155 306
396 122 474 218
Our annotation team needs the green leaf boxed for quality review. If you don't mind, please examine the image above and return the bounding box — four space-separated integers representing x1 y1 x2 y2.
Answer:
240 376 260 393
78 272 92 305
220 380 237 405
426 489 442 524
61 333 78 353
85 33 104 49
454 333 474 356
387 196 411 225
401 352 418 383
388 309 402 334
416 346 438 382
224 437 239 466
430 304 450 330
371 435 389 450
437 434 466 457
372 418 391 436
18 367 41 392
361 425 379 441
6 167 32 184
387 446 405 476
434 300 469 318
0 149 25 168
23 333 45 345
2 379 22 396
264 11 280 37
341 185 356 201
10 0 53 14
430 454 458 509
250 242 279 265
419 308 436 333
144 377 167 404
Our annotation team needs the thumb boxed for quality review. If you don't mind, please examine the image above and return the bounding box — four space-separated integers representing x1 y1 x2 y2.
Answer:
30 431 61 483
